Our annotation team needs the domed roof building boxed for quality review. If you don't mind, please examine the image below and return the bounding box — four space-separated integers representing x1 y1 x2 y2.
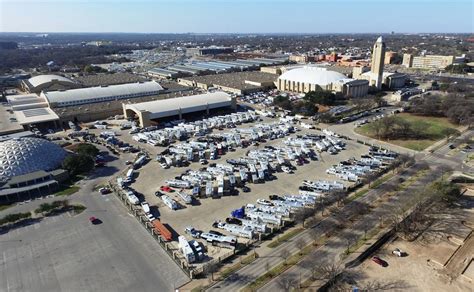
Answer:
0 137 66 182
21 74 80 93
277 66 369 98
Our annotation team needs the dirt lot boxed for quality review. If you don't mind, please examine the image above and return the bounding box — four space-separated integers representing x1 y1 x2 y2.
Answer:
354 188 474 292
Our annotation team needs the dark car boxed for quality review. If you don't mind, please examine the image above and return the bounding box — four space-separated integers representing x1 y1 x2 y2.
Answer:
226 217 242 225
449 144 456 149
372 256 388 267
89 216 102 225
242 186 251 193
269 194 284 201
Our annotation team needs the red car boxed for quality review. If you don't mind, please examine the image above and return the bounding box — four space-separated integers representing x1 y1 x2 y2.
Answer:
372 256 388 267
89 216 102 225
160 186 173 192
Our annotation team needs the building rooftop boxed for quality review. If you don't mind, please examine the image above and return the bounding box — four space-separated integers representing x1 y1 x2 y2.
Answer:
124 92 232 120
279 67 349 86
27 74 77 88
42 81 164 107
72 73 148 87
180 71 278 91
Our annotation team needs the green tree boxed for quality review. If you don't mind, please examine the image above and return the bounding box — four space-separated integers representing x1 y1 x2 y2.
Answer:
303 90 335 106
62 154 95 175
76 143 99 157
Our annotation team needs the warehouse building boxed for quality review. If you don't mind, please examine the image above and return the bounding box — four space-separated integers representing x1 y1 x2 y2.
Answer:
123 92 236 127
178 71 278 95
42 81 164 108
276 66 369 98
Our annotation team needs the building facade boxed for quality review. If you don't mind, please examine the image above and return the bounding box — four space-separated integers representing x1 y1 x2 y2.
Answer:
370 36 386 89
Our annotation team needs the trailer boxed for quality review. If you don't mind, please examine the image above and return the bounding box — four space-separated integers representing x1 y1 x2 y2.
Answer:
179 236 196 263
152 219 172 241
178 191 193 204
161 195 178 210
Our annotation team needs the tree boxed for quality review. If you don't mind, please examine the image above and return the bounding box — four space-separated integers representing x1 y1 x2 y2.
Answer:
309 228 320 246
441 128 460 142
280 248 291 265
76 143 100 157
276 274 297 291
295 238 307 255
304 90 335 106
62 154 95 175
204 262 219 282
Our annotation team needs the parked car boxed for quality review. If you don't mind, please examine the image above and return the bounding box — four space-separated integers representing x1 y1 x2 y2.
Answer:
89 216 102 225
185 226 202 238
392 248 405 257
98 187 111 194
160 186 173 192
372 256 388 267
242 186 251 193
225 217 242 225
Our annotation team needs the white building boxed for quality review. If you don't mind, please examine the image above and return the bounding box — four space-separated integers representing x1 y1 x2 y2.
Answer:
276 66 368 98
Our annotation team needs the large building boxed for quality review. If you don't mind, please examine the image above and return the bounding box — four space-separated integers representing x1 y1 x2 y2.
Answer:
178 71 278 95
0 137 68 203
276 66 369 98
402 54 456 69
186 47 234 57
123 92 236 127
21 74 81 93
370 36 386 89
42 81 163 108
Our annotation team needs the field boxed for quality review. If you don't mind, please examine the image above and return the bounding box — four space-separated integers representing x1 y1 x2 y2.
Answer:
355 113 458 151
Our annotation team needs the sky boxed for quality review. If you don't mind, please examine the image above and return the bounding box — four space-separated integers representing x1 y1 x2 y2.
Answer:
0 0 472 33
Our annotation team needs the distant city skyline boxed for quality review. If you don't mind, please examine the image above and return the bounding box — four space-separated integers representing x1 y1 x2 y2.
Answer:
0 0 472 34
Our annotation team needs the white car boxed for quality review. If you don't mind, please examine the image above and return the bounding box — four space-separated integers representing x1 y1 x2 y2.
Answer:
392 248 405 257
257 199 273 206
281 166 292 174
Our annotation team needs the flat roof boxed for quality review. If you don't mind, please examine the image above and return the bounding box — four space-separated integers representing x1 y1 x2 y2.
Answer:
72 73 148 87
125 92 232 120
14 107 59 125
180 71 278 91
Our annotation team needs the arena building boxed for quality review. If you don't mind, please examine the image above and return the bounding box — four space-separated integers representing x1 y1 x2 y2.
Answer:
276 66 369 98
0 137 68 203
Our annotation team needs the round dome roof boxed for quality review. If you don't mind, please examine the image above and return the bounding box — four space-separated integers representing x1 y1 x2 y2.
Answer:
279 67 348 86
27 74 76 88
0 137 66 182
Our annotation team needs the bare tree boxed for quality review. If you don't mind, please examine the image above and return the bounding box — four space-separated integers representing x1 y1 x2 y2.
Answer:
204 261 219 282
264 260 272 276
276 274 297 291
295 237 307 255
280 248 291 265
314 262 344 288
309 228 320 246
294 207 316 228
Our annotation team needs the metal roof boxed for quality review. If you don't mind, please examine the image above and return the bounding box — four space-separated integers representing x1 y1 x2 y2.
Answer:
42 81 163 106
125 92 232 120
27 75 76 88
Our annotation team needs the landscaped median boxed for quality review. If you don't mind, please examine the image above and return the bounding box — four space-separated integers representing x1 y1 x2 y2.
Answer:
267 227 304 248
242 237 328 292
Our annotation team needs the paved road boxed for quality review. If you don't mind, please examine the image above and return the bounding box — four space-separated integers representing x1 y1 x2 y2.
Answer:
0 147 189 292
207 123 472 292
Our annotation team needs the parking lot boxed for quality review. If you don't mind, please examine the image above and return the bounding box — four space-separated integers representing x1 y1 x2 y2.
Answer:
90 114 372 263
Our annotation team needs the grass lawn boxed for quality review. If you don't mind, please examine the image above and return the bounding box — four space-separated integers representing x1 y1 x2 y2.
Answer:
355 113 458 151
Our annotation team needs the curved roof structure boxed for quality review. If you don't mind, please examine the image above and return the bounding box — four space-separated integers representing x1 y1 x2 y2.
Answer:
279 67 348 86
124 91 232 120
0 137 66 182
27 75 76 88
43 81 163 107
